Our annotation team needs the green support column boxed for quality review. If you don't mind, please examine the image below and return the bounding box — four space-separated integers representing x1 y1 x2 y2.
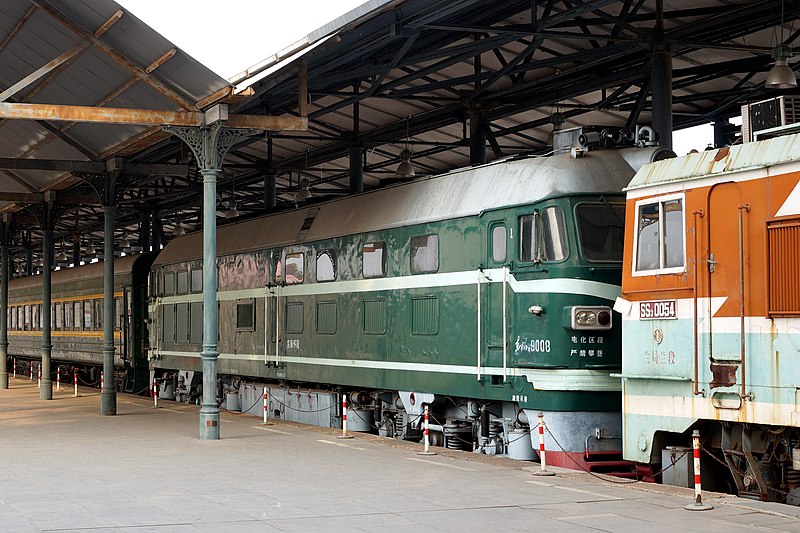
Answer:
40 224 52 400
199 167 219 439
164 119 258 440
0 222 8 390
100 204 116 415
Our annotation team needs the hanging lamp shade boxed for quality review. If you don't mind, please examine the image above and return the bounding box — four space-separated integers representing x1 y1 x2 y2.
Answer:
395 148 415 178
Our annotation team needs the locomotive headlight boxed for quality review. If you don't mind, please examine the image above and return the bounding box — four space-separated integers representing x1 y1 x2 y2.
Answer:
575 311 597 326
569 306 613 330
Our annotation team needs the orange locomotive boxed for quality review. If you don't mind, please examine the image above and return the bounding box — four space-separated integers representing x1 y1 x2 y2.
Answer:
617 128 800 502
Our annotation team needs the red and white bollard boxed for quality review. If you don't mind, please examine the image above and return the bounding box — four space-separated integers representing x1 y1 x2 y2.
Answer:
12 357 15 379
29 362 33 381
261 386 272 425
685 429 713 510
37 364 41 389
418 404 436 456
153 377 158 408
56 368 60 391
73 370 78 397
100 371 104 390
532 411 555 476
337 393 353 439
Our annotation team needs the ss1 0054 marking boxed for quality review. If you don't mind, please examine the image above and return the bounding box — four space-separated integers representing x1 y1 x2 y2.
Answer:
639 300 676 320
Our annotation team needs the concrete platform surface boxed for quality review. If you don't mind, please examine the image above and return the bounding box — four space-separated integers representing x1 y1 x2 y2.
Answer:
1 379 799 532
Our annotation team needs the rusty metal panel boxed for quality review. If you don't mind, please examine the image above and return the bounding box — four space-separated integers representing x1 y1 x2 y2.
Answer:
767 219 800 316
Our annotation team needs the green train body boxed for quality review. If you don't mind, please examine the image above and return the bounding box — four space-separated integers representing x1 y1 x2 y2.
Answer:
6 253 154 393
149 148 643 467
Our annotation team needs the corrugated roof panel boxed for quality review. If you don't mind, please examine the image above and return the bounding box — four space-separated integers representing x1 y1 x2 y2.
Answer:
627 133 800 191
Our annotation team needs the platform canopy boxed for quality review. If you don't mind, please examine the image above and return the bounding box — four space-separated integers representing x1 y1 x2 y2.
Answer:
0 0 797 264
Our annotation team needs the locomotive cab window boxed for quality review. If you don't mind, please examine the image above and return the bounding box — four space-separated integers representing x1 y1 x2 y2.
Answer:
316 250 337 282
284 253 304 284
576 202 626 262
520 206 567 262
363 241 386 278
633 195 685 275
410 234 439 273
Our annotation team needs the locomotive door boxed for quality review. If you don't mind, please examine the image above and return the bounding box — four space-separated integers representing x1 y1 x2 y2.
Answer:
482 222 508 381
706 182 749 391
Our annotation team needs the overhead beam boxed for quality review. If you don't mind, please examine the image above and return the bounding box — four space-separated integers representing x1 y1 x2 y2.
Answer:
0 158 189 176
0 45 86 102
0 102 307 130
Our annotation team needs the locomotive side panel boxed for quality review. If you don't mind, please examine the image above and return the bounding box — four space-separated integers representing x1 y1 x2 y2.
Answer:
620 134 800 500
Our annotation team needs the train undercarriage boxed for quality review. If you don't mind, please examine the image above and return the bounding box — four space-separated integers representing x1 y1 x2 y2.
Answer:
151 369 636 477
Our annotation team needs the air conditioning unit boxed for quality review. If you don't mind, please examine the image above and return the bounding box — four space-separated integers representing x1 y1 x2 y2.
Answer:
741 95 800 142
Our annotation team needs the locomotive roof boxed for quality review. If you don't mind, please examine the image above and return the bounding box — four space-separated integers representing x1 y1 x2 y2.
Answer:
626 133 800 193
7 254 143 291
155 149 636 266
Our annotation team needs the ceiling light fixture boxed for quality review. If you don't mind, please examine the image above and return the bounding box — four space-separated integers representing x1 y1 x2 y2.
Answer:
395 117 415 179
766 1 797 89
297 178 312 201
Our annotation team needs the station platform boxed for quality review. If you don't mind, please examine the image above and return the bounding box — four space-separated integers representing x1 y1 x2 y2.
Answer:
1 379 799 532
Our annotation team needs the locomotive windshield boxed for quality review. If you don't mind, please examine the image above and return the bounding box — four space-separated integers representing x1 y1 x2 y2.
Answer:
519 206 568 262
576 202 625 262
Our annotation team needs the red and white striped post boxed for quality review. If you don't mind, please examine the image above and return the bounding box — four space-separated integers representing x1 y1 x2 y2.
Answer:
100 371 104 391
37 364 41 389
56 368 60 391
532 411 555 476
418 404 436 455
685 429 714 510
73 370 78 397
261 386 272 425
29 362 33 381
153 377 158 408
12 357 15 379
337 393 353 439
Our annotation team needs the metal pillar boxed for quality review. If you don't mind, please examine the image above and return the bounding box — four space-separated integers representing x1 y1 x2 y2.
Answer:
469 108 486 165
651 48 673 150
100 204 116 415
264 174 276 210
0 222 8 389
40 223 52 400
164 121 258 440
72 233 81 266
140 210 151 252
349 145 363 194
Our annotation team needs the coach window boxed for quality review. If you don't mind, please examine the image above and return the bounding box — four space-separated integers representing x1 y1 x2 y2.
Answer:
23 305 30 331
411 234 439 273
491 224 507 263
316 250 337 282
32 305 39 331
236 299 256 331
520 207 567 262
190 269 202 293
285 253 304 284
8 307 13 330
634 195 685 274
73 302 82 330
94 299 103 330
55 303 63 330
164 271 175 296
64 303 73 329
177 270 188 295
83 300 93 330
363 241 386 278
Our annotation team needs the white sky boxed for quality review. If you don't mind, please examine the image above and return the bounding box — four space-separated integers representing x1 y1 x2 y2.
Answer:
117 0 365 79
118 0 714 155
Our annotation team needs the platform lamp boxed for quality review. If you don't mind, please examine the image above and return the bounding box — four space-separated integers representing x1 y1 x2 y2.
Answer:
172 220 186 237
55 242 69 265
766 0 797 89
84 239 96 257
395 117 415 179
